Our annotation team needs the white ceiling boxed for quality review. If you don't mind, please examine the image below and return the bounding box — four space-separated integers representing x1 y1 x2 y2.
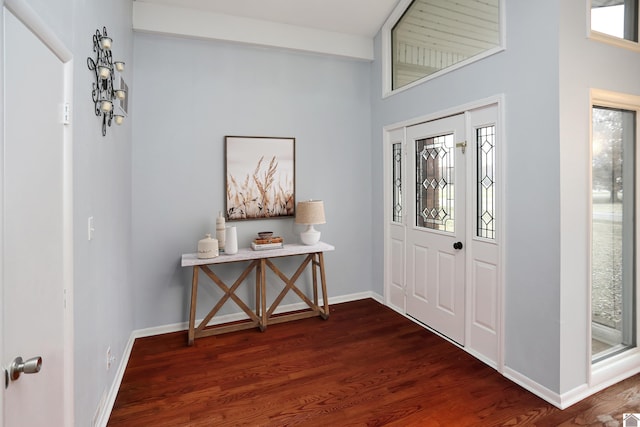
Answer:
134 0 401 37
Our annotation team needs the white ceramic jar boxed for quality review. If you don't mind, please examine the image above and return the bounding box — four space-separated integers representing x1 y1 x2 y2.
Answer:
197 233 219 259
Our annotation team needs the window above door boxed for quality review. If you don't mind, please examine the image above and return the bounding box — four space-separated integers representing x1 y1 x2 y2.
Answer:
383 0 505 96
590 0 640 51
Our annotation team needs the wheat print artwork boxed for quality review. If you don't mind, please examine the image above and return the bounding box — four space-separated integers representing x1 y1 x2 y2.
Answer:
225 136 295 220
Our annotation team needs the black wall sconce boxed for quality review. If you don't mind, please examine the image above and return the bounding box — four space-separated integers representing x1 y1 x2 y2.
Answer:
87 27 126 136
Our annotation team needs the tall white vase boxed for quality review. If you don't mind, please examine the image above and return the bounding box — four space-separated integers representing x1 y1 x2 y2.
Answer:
225 226 238 255
216 211 226 252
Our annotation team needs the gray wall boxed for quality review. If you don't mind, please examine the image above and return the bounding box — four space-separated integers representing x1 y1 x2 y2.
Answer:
370 1 563 392
7 0 136 424
72 1 135 424
557 2 640 393
131 34 373 329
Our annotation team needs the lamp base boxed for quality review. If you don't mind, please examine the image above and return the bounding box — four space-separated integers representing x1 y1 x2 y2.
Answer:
300 225 320 245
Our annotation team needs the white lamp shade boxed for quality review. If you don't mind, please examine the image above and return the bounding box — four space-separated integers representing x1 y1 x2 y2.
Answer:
295 200 326 225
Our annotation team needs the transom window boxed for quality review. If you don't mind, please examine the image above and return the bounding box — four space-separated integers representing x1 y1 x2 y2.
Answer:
390 0 502 91
591 0 639 47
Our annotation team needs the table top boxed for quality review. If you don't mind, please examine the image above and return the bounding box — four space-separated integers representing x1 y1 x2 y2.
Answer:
181 242 335 267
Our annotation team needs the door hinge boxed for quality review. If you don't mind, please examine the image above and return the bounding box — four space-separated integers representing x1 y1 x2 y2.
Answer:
63 103 71 125
456 141 467 154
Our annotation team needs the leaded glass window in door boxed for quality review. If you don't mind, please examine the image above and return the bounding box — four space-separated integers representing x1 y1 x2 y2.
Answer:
416 134 455 232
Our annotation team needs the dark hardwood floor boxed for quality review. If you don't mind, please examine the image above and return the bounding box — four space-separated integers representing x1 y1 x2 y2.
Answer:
109 299 640 426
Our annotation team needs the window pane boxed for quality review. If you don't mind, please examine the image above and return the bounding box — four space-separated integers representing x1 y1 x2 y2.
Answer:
416 134 455 232
477 125 496 239
392 0 501 90
592 106 636 362
591 0 638 42
393 142 403 223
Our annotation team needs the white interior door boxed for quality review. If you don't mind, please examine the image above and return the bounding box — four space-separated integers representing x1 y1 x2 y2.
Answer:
2 7 68 426
405 114 466 345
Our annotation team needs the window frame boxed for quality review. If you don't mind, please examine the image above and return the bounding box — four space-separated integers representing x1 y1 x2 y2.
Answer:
589 88 640 369
589 0 640 52
381 0 507 98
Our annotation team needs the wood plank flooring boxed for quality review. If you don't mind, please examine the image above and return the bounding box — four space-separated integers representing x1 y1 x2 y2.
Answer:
108 299 640 426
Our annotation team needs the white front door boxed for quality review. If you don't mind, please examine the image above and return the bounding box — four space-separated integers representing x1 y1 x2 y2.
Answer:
405 114 466 345
2 7 68 426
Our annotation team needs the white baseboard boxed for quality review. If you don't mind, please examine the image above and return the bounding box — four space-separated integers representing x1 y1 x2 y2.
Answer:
502 366 634 410
97 332 137 427
502 366 563 408
100 292 382 424
132 291 382 339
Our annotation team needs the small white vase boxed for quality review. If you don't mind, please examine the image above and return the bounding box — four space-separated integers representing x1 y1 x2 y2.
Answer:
225 226 238 255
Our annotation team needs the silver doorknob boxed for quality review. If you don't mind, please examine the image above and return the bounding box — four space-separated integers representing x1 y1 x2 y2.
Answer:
9 356 42 381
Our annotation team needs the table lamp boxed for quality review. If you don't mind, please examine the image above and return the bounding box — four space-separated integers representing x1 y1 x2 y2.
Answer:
295 200 326 245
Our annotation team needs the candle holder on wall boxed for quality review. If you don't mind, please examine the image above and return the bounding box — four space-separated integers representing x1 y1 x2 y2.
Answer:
87 27 126 136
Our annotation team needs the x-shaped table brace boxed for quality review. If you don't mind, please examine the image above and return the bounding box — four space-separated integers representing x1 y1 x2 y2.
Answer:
187 251 329 346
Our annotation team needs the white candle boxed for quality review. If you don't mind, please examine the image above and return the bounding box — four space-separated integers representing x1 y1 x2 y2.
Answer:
101 100 112 112
114 61 125 72
115 89 126 100
100 37 112 50
114 115 124 125
98 66 110 79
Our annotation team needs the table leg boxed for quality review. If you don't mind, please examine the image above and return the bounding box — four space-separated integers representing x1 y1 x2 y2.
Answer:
256 261 261 317
260 258 267 331
318 252 329 320
188 266 199 345
312 253 318 307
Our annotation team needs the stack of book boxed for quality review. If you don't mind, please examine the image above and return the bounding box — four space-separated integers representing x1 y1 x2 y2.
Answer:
251 236 284 251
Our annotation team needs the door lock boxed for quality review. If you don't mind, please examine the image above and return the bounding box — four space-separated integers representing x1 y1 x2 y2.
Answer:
453 241 463 250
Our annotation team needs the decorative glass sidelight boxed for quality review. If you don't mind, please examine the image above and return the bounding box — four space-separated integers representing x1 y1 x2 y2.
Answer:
393 143 403 223
477 125 496 239
591 105 636 362
415 134 455 232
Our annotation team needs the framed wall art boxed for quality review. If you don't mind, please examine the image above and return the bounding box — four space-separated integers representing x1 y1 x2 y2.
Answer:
225 136 295 220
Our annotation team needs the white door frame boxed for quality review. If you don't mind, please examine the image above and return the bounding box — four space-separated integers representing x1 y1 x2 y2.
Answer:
383 95 505 371
0 0 74 425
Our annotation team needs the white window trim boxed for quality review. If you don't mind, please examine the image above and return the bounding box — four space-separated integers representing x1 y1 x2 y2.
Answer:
381 0 507 98
587 0 640 53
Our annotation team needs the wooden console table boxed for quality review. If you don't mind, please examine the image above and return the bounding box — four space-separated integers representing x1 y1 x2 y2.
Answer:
181 242 335 345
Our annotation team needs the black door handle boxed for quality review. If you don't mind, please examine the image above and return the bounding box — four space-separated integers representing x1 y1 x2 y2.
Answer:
453 241 463 250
